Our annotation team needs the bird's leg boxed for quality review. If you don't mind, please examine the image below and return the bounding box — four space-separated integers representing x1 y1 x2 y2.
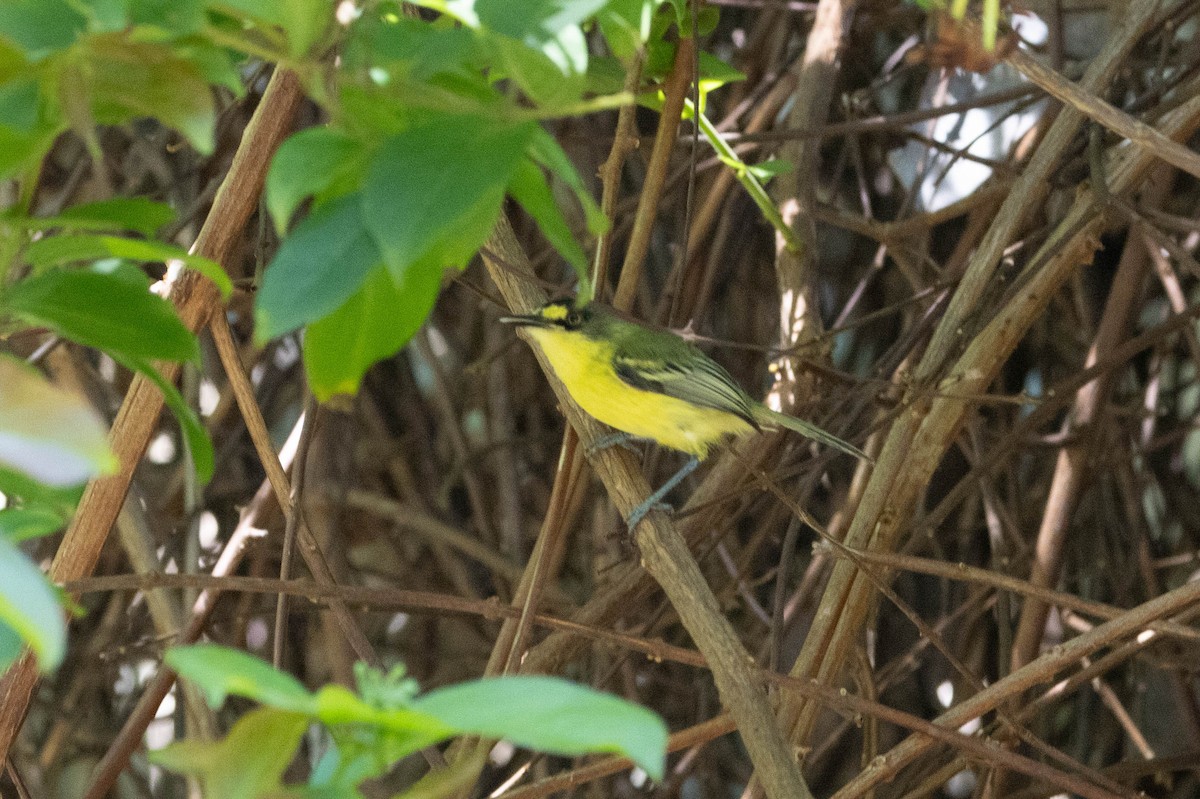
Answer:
626 456 700 530
586 432 641 457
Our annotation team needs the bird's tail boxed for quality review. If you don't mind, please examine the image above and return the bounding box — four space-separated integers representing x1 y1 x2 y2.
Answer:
752 405 872 463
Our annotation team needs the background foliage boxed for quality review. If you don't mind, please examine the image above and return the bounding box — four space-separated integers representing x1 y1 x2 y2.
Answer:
3 0 1200 797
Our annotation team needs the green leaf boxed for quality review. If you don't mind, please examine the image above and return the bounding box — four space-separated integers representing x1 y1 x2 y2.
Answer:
218 0 333 56
128 0 205 34
0 508 66 543
0 466 84 512
5 265 201 363
361 114 534 275
23 234 231 298
314 683 451 751
442 0 605 104
598 0 658 60
266 127 365 234
0 355 117 487
490 33 585 106
83 35 216 154
461 0 609 44
415 676 668 781
303 262 442 400
0 0 85 58
351 15 478 83
0 74 39 133
508 158 587 271
150 707 309 799
527 127 607 236
0 619 21 675
746 158 793 182
0 118 58 180
120 355 214 483
56 197 176 236
697 50 745 94
0 534 66 672
166 644 316 712
255 192 383 340
174 39 244 96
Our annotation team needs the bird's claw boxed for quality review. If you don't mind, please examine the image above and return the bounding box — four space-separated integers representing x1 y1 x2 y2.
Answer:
587 432 640 457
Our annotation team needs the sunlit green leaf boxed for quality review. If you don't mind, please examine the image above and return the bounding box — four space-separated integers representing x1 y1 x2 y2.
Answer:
150 708 309 799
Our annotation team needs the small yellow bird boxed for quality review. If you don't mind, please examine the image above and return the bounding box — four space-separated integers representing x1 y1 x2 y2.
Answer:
502 298 869 527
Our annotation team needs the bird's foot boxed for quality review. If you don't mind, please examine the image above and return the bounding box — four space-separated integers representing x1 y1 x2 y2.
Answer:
624 457 700 532
626 499 673 531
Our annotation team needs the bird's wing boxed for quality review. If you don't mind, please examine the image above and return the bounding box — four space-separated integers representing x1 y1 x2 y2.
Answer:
612 348 760 428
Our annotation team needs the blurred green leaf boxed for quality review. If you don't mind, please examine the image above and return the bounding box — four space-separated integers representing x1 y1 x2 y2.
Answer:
256 192 383 340
0 355 117 487
56 197 176 235
0 535 65 672
167 644 316 712
0 466 84 512
349 15 478 82
150 707 309 799
0 120 58 180
0 0 85 58
490 33 585 106
5 265 200 362
81 35 216 154
266 127 366 234
303 262 442 400
598 0 658 60
507 158 587 271
217 0 333 56
0 619 21 674
361 113 534 275
128 0 205 34
527 126 607 235
0 508 66 543
747 158 793 182
0 74 38 132
454 0 609 45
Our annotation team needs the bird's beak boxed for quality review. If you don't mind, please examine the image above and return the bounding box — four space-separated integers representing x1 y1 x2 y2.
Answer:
499 313 551 328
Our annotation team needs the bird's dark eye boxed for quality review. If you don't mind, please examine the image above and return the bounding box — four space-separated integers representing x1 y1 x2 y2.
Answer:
566 311 582 327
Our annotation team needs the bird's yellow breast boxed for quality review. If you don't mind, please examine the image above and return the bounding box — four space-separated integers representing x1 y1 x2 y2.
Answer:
524 326 755 460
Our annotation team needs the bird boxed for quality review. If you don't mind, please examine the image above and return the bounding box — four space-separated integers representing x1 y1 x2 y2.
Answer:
501 298 870 528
